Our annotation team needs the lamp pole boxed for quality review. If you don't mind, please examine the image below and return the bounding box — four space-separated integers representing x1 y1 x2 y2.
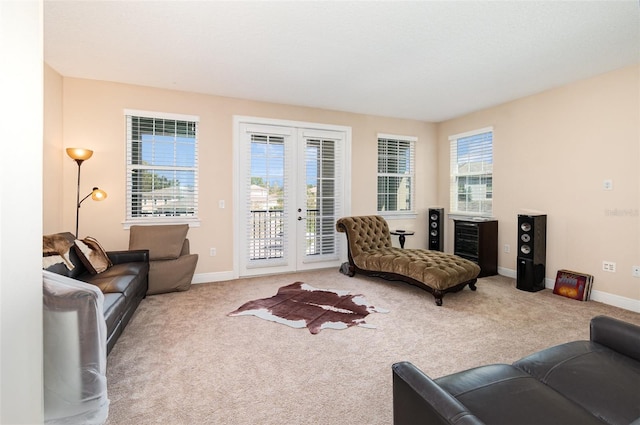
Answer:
74 159 84 238
66 148 105 238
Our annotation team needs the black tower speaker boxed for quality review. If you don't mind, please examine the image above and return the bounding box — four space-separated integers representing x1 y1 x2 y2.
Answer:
517 214 547 292
428 208 444 251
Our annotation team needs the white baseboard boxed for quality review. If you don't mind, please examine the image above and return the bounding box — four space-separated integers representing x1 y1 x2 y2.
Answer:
589 290 640 313
192 271 236 284
497 268 640 313
497 267 516 279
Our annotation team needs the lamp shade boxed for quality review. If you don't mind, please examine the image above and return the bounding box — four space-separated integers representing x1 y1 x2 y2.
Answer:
66 148 93 161
91 188 107 201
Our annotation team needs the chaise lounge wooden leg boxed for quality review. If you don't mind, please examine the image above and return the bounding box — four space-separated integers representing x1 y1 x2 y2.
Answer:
468 279 477 291
433 291 444 306
339 262 356 277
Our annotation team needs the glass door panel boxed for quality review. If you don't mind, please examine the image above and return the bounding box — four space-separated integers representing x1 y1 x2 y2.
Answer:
238 121 346 276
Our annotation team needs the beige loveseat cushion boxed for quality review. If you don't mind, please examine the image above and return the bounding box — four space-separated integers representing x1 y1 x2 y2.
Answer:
128 224 189 260
128 224 198 295
147 253 199 295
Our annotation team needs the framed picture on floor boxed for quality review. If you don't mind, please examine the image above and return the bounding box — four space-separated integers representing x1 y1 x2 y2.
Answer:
553 269 593 301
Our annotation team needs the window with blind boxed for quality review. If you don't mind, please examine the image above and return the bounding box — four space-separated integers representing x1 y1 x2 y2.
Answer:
125 110 199 224
377 135 416 215
449 127 493 216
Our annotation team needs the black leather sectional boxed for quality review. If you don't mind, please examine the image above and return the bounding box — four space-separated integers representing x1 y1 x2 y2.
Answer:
392 315 640 425
44 232 149 354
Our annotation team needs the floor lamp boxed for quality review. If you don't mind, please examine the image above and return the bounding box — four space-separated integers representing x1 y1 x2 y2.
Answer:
66 148 108 238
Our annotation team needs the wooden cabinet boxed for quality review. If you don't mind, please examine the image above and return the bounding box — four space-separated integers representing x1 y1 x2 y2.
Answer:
453 219 498 277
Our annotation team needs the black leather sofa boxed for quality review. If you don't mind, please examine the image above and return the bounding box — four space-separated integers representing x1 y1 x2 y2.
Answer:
392 315 640 425
44 232 149 355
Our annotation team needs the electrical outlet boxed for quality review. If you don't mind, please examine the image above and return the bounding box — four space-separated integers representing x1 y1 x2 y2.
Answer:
602 261 616 272
603 179 613 190
504 244 510 253
633 266 640 278
210 248 216 256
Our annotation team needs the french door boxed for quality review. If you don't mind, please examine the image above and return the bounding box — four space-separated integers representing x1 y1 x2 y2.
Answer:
236 118 350 277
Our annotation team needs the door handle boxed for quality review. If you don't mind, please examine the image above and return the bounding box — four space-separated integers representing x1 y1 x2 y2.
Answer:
298 216 306 221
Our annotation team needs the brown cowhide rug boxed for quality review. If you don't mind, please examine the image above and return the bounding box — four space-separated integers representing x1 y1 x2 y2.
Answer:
228 282 388 334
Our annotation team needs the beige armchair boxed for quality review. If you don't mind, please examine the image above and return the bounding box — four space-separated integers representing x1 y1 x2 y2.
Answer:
128 224 198 295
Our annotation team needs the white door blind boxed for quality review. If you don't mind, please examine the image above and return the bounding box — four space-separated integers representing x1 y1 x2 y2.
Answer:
126 114 199 221
245 132 289 266
303 135 342 261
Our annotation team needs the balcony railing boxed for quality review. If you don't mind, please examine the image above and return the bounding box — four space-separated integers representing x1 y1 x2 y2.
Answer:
249 210 284 260
249 209 325 260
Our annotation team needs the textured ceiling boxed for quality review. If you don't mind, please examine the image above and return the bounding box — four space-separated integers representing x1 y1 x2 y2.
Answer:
44 1 640 122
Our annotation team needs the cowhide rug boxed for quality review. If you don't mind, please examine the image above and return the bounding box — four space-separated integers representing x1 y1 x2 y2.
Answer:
228 282 388 334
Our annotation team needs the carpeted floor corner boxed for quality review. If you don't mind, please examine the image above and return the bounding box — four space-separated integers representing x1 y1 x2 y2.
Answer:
104 269 640 425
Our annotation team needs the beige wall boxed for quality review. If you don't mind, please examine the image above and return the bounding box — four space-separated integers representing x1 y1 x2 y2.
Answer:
43 63 64 233
44 74 436 275
437 64 640 304
44 64 639 307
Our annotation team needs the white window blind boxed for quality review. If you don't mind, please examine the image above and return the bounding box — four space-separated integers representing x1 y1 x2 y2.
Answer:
304 134 342 260
125 111 199 223
449 127 493 216
377 135 416 215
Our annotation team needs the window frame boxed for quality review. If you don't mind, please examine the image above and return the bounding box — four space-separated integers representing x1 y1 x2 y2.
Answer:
123 109 200 228
448 126 493 218
376 133 417 219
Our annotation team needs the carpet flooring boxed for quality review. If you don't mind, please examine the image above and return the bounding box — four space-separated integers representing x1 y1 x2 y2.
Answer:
104 269 640 425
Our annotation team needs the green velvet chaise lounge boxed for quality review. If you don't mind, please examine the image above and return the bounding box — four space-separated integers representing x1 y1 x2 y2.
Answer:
336 215 481 306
